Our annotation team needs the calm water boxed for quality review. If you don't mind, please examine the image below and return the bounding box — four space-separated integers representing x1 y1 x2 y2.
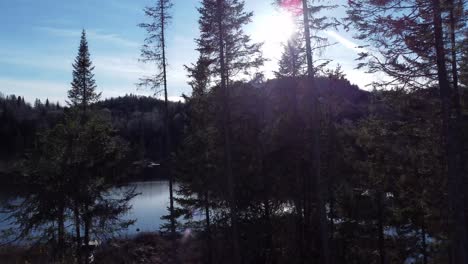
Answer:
0 180 175 240
119 180 175 234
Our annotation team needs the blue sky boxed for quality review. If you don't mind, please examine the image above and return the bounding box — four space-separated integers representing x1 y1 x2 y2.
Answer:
0 0 373 104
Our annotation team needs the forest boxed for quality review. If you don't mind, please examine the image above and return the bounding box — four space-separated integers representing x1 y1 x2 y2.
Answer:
1 0 468 264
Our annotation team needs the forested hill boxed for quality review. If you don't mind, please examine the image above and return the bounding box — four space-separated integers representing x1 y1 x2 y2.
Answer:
1 78 369 184
263 76 370 121
0 94 186 183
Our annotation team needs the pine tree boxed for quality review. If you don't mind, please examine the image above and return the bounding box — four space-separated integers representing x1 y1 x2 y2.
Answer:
68 30 101 115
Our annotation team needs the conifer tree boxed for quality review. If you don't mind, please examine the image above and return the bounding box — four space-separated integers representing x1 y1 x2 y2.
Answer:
68 30 101 116
275 32 306 78
67 30 102 263
138 0 177 239
275 2 338 263
276 0 338 77
195 1 264 262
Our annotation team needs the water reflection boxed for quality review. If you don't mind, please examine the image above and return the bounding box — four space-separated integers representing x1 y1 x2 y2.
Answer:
117 180 174 235
0 180 174 239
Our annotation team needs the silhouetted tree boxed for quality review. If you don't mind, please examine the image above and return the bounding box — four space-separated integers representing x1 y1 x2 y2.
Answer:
138 0 177 243
347 1 468 263
195 0 264 262
68 30 101 117
275 32 306 78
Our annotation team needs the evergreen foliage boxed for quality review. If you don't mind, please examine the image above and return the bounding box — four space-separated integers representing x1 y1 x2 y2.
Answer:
275 32 306 78
68 30 101 111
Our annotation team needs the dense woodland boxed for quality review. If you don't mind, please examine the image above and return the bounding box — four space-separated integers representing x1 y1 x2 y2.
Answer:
1 0 468 264
0 94 185 183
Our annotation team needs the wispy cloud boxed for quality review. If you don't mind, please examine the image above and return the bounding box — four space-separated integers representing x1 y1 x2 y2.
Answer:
0 53 73 71
37 27 139 48
0 77 68 103
324 31 367 53
94 56 152 80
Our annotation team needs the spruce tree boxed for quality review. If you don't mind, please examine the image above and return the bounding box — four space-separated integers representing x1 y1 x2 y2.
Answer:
275 32 306 78
68 30 101 115
195 1 264 263
275 2 338 263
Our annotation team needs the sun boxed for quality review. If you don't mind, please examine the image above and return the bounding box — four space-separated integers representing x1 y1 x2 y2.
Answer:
258 10 296 47
252 9 298 77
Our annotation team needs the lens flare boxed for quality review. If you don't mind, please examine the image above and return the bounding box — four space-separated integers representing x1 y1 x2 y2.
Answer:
279 0 303 16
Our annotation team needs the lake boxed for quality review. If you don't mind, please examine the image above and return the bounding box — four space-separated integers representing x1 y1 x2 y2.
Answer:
0 180 175 241
119 180 175 234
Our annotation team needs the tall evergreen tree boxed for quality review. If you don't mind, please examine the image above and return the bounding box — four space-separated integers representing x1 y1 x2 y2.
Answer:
195 0 264 262
138 0 177 241
275 2 338 263
67 30 102 263
68 30 101 116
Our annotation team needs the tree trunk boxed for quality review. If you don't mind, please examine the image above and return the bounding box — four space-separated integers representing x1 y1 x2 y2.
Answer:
216 1 240 263
256 92 274 264
301 1 329 262
160 0 176 239
326 110 337 264
302 0 314 78
83 205 91 264
421 215 428 264
263 199 274 264
302 162 312 262
262 158 274 264
291 85 306 263
432 1 468 263
311 86 330 264
204 192 214 264
74 201 82 264
449 0 462 119
376 191 386 264
294 197 306 264
57 205 65 262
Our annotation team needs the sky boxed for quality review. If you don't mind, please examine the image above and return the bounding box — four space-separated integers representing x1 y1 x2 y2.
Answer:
0 0 375 104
